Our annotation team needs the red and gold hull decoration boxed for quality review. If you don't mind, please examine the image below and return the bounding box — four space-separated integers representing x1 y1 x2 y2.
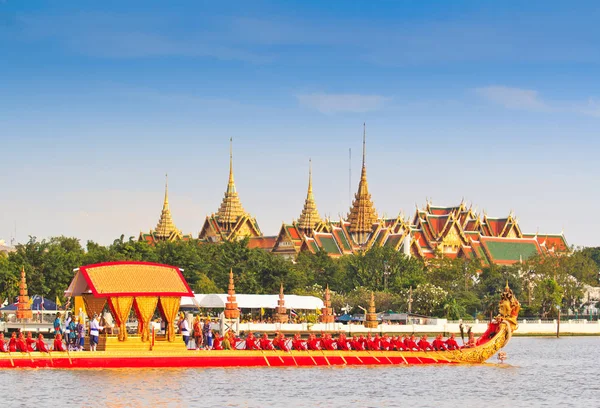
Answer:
0 323 511 369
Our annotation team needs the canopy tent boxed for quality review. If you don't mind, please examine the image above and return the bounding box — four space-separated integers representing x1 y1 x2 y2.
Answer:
65 261 194 342
0 295 59 311
180 294 324 311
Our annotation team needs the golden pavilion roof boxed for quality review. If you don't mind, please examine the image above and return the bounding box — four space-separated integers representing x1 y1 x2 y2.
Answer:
347 124 378 240
68 262 193 297
296 159 322 232
153 175 182 240
216 138 248 225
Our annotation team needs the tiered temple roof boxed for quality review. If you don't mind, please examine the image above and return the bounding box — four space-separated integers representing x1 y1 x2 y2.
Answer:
347 124 378 246
297 159 324 234
136 132 569 266
139 176 191 244
199 139 262 242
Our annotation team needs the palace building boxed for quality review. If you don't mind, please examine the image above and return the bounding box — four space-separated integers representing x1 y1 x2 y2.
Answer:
139 130 569 265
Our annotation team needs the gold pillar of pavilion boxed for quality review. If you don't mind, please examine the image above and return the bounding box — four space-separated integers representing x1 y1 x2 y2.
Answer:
364 292 378 328
296 159 323 235
273 283 288 323
320 285 335 323
347 124 378 246
17 267 33 321
224 268 240 319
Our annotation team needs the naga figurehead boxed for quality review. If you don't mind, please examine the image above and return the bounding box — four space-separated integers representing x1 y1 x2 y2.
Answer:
496 281 520 331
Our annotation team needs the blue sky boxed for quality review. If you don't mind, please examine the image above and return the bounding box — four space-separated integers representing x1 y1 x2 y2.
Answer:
1 1 599 247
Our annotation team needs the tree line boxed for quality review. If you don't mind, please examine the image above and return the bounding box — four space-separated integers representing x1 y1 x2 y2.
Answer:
1 235 598 320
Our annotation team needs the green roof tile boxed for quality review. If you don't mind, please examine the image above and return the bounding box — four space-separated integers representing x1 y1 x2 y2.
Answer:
484 240 538 261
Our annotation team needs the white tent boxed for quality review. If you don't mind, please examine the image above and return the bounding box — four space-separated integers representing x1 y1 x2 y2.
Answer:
180 294 324 310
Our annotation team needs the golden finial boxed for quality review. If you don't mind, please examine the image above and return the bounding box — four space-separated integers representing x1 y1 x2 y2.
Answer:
505 280 510 290
297 158 322 232
153 174 181 240
217 138 248 225
347 123 378 245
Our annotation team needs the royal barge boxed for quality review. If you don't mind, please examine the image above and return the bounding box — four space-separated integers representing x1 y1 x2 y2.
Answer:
0 262 518 369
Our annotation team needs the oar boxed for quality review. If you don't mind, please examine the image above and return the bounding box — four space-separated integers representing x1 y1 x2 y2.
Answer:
365 349 380 363
380 351 394 365
288 350 298 366
398 351 409 365
46 350 54 367
6 350 14 367
261 351 271 367
321 350 331 366
338 350 347 365
305 350 318 365
65 345 73 365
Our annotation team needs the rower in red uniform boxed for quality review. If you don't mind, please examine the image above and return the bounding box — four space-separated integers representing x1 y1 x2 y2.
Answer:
16 332 28 352
8 332 17 352
445 333 459 350
275 333 290 352
25 332 36 352
244 332 260 350
417 335 433 351
336 333 350 351
212 332 223 350
35 334 49 353
432 334 447 351
464 332 476 348
0 333 7 352
321 333 336 350
53 333 66 351
373 334 382 350
350 335 363 351
380 334 392 351
307 334 320 350
405 335 419 351
394 335 406 351
358 335 367 350
259 333 274 350
292 333 307 351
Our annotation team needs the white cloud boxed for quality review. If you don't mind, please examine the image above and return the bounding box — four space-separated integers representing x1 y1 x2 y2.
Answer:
297 92 390 114
474 86 549 111
475 85 600 117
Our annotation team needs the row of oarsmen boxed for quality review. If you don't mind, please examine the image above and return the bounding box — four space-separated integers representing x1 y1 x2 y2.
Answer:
0 331 67 353
208 331 478 351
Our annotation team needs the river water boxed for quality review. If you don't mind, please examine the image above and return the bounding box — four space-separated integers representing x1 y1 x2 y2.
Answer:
0 337 597 407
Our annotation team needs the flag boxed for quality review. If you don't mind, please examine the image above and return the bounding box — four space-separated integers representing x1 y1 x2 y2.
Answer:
260 308 264 317
56 296 62 307
290 309 298 318
316 308 321 315
29 297 34 305
40 296 45 310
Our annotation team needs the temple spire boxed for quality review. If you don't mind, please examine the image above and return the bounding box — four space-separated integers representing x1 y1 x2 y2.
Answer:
297 158 322 232
217 138 247 225
228 137 235 194
347 123 378 245
154 174 180 239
